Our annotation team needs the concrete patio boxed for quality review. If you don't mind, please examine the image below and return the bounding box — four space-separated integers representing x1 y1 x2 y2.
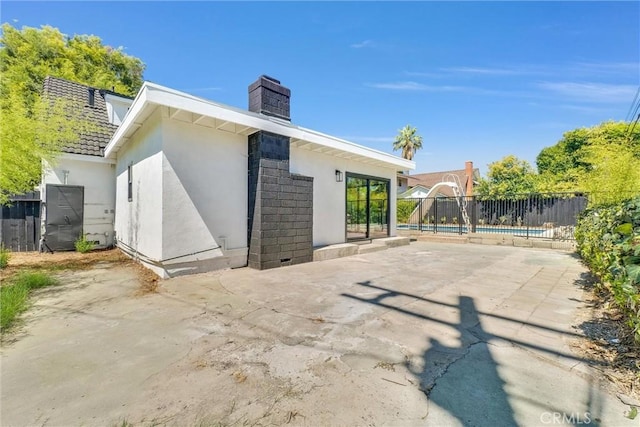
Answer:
1 242 635 426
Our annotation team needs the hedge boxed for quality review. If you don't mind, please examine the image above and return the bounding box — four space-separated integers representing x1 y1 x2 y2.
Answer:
575 196 640 343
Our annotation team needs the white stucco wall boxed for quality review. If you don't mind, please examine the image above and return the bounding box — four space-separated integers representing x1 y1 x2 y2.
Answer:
290 147 398 247
114 110 164 264
104 94 132 126
112 108 402 276
161 118 248 268
41 154 116 248
113 111 249 277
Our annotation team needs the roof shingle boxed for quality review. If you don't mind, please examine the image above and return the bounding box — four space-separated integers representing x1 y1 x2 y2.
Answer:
43 76 131 157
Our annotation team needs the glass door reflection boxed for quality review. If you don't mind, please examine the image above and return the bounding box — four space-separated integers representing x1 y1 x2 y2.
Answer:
346 175 389 240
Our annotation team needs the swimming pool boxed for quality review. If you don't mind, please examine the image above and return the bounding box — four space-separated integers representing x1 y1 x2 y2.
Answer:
396 224 549 236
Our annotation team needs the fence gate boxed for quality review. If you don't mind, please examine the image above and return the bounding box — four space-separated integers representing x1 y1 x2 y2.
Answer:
0 192 41 251
44 185 84 251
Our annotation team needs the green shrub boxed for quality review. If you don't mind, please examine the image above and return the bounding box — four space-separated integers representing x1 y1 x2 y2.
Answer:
397 200 418 223
0 271 59 331
575 196 640 343
75 235 95 253
0 244 10 269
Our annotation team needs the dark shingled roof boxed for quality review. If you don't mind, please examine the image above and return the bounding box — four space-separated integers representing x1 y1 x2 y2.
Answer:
43 76 132 157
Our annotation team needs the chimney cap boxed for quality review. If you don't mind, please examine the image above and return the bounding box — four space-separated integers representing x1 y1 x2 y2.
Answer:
260 75 281 84
248 75 291 121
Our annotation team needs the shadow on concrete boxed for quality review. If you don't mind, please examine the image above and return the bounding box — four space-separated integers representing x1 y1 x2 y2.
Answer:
424 296 517 426
341 280 603 426
342 281 600 364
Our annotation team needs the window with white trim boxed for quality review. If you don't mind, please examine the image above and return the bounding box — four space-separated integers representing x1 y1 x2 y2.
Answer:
127 164 133 202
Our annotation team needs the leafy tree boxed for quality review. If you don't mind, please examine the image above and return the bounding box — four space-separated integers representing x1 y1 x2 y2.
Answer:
0 93 89 203
0 23 144 104
0 24 145 204
577 139 640 205
478 121 640 201
533 171 577 193
476 155 537 199
536 121 640 192
393 125 423 161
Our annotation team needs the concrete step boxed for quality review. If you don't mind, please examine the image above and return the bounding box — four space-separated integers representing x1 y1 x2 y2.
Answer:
313 237 411 262
357 243 387 254
313 243 359 262
416 234 468 244
376 236 411 247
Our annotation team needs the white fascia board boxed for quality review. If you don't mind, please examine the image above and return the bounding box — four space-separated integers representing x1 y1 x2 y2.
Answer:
108 82 416 171
60 153 116 164
104 85 150 158
146 85 263 132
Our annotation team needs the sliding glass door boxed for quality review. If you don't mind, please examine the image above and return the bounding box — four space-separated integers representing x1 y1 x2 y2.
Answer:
346 174 389 240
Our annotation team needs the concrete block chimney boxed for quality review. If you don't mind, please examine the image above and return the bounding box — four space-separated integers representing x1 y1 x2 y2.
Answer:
246 76 313 270
248 75 291 121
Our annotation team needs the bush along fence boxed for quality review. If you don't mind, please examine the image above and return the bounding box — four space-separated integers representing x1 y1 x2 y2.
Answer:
575 196 640 344
397 192 587 241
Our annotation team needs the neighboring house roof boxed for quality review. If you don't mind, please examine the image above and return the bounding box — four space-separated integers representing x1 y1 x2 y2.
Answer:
400 168 480 197
105 82 415 171
398 184 447 199
43 76 132 157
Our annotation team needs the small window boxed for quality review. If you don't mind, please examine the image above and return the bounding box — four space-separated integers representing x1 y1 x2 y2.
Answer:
127 164 133 202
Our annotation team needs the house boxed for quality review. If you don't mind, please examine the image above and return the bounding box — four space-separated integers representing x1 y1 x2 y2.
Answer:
39 77 133 251
397 161 480 198
398 184 447 199
40 75 414 277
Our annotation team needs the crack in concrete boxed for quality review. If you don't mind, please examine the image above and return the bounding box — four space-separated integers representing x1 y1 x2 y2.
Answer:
421 339 485 397
270 307 338 325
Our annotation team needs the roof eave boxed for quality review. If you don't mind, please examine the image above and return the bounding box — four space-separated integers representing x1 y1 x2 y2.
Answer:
105 83 150 158
106 82 415 171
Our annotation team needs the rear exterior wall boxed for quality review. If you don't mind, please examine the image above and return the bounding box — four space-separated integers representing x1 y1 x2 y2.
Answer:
160 117 248 275
289 147 398 246
114 111 400 276
41 155 116 248
114 110 164 275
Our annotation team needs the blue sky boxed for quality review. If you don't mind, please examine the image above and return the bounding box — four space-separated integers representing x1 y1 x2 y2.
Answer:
3 1 639 175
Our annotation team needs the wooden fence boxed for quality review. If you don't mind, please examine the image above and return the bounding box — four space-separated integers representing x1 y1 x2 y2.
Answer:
0 192 41 251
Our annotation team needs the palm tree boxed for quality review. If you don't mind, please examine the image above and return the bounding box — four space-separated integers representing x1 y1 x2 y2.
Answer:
393 125 423 161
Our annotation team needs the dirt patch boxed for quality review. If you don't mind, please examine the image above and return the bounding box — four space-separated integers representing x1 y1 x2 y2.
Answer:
129 261 160 295
0 248 158 294
572 282 640 404
1 249 126 274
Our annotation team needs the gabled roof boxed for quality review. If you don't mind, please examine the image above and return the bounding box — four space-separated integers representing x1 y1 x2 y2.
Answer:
105 82 415 171
43 76 132 157
398 184 448 199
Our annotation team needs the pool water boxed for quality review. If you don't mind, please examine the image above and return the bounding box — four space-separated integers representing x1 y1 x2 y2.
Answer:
397 224 548 236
